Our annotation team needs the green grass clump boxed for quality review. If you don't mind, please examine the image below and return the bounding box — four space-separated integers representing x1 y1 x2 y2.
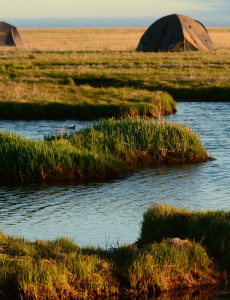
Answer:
126 241 215 294
0 118 210 181
0 131 127 181
0 232 219 299
0 234 118 299
140 204 230 270
49 117 209 163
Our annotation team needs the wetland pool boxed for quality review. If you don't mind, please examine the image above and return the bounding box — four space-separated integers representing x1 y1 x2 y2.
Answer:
0 102 230 247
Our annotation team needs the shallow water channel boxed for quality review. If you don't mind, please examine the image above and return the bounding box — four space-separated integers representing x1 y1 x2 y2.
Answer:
0 102 230 248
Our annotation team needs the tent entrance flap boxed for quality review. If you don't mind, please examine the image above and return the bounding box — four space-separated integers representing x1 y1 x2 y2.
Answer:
11 29 16 46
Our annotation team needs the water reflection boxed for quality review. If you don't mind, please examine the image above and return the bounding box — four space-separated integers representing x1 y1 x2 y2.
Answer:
0 102 230 246
119 286 230 300
0 119 93 140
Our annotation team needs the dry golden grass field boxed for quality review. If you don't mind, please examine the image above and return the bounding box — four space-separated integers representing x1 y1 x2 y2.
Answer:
17 27 230 51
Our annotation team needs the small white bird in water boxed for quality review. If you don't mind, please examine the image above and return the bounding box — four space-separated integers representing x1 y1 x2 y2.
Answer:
67 125 75 130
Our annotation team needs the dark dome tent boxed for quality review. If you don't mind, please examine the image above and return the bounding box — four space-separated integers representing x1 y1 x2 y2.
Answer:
0 21 26 46
136 14 213 52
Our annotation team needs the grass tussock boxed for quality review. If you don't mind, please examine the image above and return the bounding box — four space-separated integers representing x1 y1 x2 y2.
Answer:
140 204 230 271
56 117 209 164
0 232 220 299
0 130 127 181
0 118 210 181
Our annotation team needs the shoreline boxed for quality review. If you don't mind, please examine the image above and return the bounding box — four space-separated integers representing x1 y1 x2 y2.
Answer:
0 204 229 299
0 97 176 120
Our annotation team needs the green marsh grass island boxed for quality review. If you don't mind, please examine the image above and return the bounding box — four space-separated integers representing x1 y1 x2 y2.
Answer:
0 88 176 120
0 118 211 181
0 204 229 299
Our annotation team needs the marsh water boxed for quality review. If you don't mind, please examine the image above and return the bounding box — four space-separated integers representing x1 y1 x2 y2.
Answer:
0 102 230 247
148 285 230 300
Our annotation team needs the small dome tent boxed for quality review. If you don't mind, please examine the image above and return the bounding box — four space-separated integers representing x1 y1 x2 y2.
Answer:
136 14 213 52
0 21 26 46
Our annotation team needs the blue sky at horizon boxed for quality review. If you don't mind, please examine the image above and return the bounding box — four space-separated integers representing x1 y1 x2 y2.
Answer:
1 0 229 27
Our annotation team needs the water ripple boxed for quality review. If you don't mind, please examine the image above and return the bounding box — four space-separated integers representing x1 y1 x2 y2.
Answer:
0 102 230 246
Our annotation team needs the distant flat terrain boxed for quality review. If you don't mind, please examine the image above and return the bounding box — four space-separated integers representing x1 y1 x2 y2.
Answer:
17 27 230 51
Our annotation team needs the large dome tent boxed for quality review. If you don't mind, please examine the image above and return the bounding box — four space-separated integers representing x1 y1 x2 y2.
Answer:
0 21 26 46
136 14 213 52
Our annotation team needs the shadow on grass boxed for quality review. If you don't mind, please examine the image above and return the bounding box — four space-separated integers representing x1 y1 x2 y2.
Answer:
0 101 170 120
67 76 230 101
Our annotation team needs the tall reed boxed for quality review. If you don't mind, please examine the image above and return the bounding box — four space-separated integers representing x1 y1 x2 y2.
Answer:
0 118 210 181
50 117 209 163
0 131 127 181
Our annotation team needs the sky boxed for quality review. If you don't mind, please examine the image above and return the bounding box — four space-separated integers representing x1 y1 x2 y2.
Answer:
1 0 229 27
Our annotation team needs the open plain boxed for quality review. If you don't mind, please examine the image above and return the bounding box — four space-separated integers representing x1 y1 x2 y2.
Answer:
0 27 229 120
